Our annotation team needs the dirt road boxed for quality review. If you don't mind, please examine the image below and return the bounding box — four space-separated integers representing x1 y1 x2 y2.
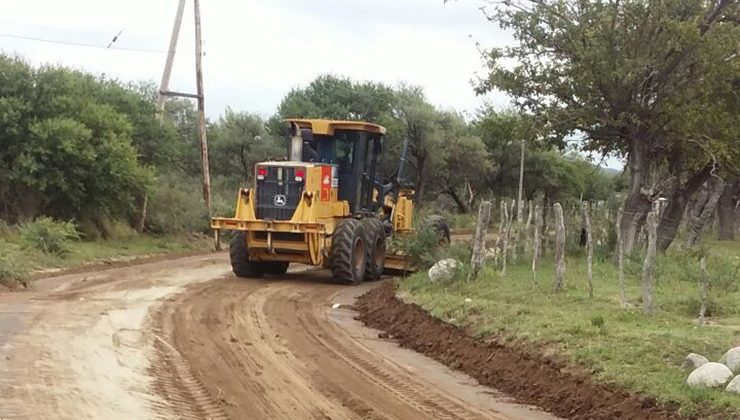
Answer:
0 253 555 420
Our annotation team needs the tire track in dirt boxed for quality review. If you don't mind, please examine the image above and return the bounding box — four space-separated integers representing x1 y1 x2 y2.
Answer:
154 270 556 420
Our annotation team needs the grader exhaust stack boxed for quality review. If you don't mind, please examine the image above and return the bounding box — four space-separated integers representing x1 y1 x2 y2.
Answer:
289 121 303 162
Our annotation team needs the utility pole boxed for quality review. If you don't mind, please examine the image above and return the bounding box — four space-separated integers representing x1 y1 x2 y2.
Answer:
157 0 186 113
156 0 213 226
193 0 212 220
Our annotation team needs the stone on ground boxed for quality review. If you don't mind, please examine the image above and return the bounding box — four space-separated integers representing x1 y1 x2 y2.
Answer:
680 353 709 371
726 375 740 393
427 259 460 283
686 362 733 388
719 347 740 374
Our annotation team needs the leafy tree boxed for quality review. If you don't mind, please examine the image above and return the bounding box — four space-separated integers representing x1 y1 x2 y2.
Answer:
0 56 153 225
477 0 739 252
209 109 284 181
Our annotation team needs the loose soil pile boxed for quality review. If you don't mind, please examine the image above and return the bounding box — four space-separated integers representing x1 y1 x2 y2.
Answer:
356 282 686 420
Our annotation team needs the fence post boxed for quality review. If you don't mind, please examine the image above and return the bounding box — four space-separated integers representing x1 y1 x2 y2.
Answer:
553 203 566 292
583 202 594 298
699 254 709 324
616 207 627 308
532 203 542 286
502 202 514 275
468 200 493 282
524 200 533 255
642 209 658 314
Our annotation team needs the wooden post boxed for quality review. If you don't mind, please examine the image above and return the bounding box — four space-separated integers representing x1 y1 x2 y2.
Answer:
496 200 506 267
553 203 566 292
157 0 186 113
542 198 551 258
500 201 510 273
469 201 492 281
524 200 533 255
642 209 658 314
517 140 525 223
583 202 594 298
194 0 212 222
616 207 627 308
699 254 709 324
532 203 542 286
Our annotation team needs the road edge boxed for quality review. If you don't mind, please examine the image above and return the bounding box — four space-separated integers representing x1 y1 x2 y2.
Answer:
355 281 690 420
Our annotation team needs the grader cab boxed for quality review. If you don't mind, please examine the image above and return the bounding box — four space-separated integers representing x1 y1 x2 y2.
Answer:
211 119 427 284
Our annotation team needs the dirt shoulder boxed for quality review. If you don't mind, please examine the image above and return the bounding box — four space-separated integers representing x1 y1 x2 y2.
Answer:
355 282 686 420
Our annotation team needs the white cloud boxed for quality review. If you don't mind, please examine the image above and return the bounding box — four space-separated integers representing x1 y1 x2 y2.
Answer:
1 0 510 118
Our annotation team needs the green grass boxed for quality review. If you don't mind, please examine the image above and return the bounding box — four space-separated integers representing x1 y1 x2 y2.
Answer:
400 243 740 417
0 232 212 286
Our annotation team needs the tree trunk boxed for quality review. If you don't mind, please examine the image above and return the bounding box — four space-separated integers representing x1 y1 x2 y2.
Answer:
620 137 652 256
656 165 713 251
415 152 427 201
135 194 148 234
445 188 468 213
717 176 738 241
686 177 725 246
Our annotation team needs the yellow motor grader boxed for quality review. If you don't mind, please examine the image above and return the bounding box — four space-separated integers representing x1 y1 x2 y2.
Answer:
211 119 448 284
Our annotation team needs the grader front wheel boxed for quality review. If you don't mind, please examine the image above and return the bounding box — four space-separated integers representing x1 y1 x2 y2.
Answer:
361 218 386 281
330 219 367 284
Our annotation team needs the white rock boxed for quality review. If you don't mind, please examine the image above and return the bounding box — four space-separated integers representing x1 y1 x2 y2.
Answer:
484 248 497 259
719 347 740 374
464 298 472 303
427 259 460 283
331 303 341 309
680 353 709 371
726 375 740 393
686 362 733 388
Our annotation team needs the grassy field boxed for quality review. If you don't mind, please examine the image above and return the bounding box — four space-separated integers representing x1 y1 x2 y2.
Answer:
400 240 740 417
0 232 213 288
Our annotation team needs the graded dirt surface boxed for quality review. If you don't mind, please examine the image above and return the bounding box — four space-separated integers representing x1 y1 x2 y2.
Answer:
0 253 556 420
356 282 684 420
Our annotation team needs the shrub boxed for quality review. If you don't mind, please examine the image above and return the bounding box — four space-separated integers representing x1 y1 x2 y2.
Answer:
0 219 13 239
0 239 30 287
146 173 208 234
19 217 80 254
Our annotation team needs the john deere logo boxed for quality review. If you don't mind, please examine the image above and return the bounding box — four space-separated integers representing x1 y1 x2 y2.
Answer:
273 194 287 206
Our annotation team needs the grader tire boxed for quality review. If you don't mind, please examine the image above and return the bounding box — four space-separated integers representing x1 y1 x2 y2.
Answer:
229 232 264 278
330 219 367 285
361 218 386 282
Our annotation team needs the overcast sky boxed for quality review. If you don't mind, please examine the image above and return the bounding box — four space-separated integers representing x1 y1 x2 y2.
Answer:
2 0 511 118
1 0 623 169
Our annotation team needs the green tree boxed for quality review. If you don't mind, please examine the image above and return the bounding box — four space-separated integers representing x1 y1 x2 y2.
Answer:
209 109 284 181
477 0 739 252
0 56 153 225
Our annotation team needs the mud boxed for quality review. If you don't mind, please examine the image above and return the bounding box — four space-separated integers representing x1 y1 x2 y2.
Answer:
156 269 556 419
1 253 558 420
355 282 685 420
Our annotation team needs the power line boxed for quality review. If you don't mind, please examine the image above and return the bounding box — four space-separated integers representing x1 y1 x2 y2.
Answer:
0 32 166 54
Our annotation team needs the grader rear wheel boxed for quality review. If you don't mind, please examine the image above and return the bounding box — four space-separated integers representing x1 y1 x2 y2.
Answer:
361 218 386 281
229 232 264 278
330 219 367 285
